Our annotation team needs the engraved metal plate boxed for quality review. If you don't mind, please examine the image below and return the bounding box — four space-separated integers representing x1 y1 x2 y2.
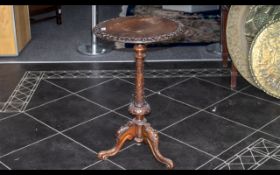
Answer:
245 5 280 44
249 19 280 99
226 5 258 87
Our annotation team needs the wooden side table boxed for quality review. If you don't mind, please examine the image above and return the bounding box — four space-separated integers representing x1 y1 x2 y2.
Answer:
93 16 184 169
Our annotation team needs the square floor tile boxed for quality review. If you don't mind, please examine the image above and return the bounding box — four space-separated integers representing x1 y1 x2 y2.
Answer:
216 132 280 170
25 81 70 110
0 135 99 170
27 95 109 131
85 160 122 170
78 79 152 110
46 78 110 93
260 117 280 139
163 111 254 156
241 86 280 105
196 158 225 170
110 134 212 170
122 77 188 92
0 70 24 102
161 78 233 109
206 93 280 129
0 162 9 170
0 103 4 111
64 112 132 152
0 113 56 156
116 94 198 130
198 76 250 91
0 112 19 121
255 158 280 170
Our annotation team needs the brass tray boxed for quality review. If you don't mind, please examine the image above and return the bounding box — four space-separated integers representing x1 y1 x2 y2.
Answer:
245 5 280 44
226 5 258 88
249 19 280 99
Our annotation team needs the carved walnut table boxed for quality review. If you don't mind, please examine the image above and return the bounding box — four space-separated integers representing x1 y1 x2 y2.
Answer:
93 16 184 169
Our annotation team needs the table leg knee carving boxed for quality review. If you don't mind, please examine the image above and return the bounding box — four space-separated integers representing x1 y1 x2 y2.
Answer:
97 121 136 160
144 124 174 169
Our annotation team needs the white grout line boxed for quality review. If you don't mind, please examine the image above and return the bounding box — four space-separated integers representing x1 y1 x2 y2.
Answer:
21 72 45 111
0 113 22 123
0 68 229 113
24 94 74 112
106 159 126 170
2 70 280 169
22 112 126 170
0 77 115 114
116 77 280 165
202 110 280 142
0 133 59 159
45 79 156 133
44 79 124 112
195 76 280 107
194 76 239 92
0 161 11 170
1 72 29 112
44 78 156 116
118 75 194 94
158 76 194 92
0 103 4 112
156 82 280 143
60 105 127 133
22 78 115 113
159 131 221 160
158 94 235 132
1 84 279 171
195 114 280 170
159 85 251 131
82 139 137 170
238 91 280 107
202 110 257 131
215 138 280 170
82 160 103 170
0 103 136 164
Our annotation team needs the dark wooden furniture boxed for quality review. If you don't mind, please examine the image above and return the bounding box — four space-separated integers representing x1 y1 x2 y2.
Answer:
28 5 62 25
94 16 184 169
221 5 229 68
220 5 237 89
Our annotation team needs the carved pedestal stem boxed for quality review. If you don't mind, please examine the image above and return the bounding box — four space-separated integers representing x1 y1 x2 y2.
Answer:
97 44 174 169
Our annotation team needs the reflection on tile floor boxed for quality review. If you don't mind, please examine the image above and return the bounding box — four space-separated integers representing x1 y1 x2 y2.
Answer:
0 62 280 170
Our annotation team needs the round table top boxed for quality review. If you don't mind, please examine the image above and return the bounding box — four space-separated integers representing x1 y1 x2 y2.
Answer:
93 16 185 44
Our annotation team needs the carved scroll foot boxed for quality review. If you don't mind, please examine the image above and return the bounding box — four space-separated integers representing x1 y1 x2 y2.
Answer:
98 121 136 160
144 124 174 169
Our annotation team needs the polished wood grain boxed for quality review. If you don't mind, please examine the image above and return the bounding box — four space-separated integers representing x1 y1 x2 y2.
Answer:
0 6 17 55
0 5 31 56
14 5 31 52
97 44 174 169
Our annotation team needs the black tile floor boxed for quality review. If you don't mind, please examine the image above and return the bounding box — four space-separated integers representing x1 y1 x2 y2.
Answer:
0 62 280 170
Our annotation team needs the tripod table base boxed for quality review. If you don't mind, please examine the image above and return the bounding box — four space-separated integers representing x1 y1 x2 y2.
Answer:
97 119 174 169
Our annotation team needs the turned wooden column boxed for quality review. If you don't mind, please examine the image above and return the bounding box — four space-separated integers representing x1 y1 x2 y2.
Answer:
94 16 183 169
128 44 150 143
97 44 174 169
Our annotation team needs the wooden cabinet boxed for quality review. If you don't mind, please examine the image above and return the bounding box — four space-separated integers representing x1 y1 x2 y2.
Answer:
0 5 31 56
